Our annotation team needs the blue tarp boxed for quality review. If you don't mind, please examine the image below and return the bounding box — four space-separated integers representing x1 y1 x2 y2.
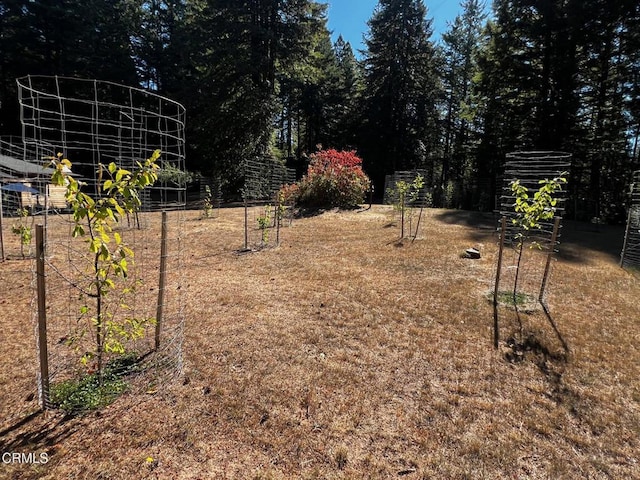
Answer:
0 183 39 194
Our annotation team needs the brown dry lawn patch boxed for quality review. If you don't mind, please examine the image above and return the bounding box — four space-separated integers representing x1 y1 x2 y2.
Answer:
0 206 638 479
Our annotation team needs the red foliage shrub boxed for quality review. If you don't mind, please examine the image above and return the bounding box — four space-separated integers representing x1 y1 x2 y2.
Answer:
278 182 300 206
291 149 371 209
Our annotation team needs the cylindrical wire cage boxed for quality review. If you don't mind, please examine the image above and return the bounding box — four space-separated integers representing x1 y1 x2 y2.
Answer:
241 156 295 250
495 152 571 307
15 76 186 410
17 75 187 210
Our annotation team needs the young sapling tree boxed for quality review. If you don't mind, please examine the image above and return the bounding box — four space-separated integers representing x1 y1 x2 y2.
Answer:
51 151 161 381
256 204 272 247
387 174 424 239
11 207 33 258
510 174 568 307
202 185 213 218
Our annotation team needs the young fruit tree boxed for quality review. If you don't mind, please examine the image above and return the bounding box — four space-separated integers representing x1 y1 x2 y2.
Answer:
387 173 425 239
510 173 568 306
11 207 33 258
50 151 161 381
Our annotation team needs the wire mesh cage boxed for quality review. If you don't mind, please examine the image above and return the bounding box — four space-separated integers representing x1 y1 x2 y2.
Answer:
14 76 186 410
383 170 432 240
494 151 571 307
17 75 187 211
33 210 185 411
383 170 432 207
621 170 640 269
498 151 571 248
241 156 295 250
0 136 57 260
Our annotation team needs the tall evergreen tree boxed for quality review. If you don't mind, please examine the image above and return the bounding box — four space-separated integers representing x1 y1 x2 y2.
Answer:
134 0 187 93
278 4 340 160
475 0 639 219
181 0 325 179
362 0 440 192
331 35 364 151
0 0 140 136
438 0 486 207
574 0 638 221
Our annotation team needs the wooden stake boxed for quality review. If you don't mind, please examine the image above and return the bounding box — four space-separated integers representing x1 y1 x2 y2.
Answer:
35 224 50 409
494 217 507 301
275 203 281 247
244 201 249 250
493 217 507 349
0 190 5 261
620 208 633 267
155 211 168 350
412 205 425 244
539 217 561 303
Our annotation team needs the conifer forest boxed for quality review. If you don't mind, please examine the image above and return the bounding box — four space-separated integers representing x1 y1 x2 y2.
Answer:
1 0 639 221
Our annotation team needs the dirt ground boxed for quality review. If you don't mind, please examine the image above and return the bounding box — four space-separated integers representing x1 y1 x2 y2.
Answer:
0 205 638 479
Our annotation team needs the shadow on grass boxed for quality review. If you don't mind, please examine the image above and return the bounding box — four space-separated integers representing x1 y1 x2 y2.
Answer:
435 209 626 265
434 209 497 230
558 220 625 264
493 297 570 359
292 205 362 219
541 302 570 354
0 410 75 453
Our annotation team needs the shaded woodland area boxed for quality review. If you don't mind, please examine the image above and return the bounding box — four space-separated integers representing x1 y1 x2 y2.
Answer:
1 0 639 221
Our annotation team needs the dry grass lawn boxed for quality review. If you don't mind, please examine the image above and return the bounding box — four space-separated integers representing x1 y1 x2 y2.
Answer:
0 205 639 479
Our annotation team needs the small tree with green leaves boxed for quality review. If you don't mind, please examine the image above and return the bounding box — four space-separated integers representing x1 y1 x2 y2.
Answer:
387 174 425 239
11 207 32 258
51 150 160 381
256 204 272 247
202 185 213 218
510 174 568 306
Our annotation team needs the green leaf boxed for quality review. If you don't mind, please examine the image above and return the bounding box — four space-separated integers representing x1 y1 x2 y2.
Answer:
89 238 101 253
72 225 85 237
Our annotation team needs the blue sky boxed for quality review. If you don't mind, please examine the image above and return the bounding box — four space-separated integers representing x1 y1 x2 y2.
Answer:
322 0 491 56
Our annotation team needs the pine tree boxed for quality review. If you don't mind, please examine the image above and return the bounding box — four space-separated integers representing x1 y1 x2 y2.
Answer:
178 0 326 179
362 0 440 192
574 0 638 221
474 0 638 220
0 0 140 135
439 0 487 208
332 36 364 150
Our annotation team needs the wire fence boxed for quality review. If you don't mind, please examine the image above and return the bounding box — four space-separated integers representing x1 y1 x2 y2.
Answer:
241 157 295 250
621 170 640 269
497 151 571 249
493 152 570 309
17 75 187 210
8 76 187 411
33 210 184 411
383 170 433 207
383 170 433 240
